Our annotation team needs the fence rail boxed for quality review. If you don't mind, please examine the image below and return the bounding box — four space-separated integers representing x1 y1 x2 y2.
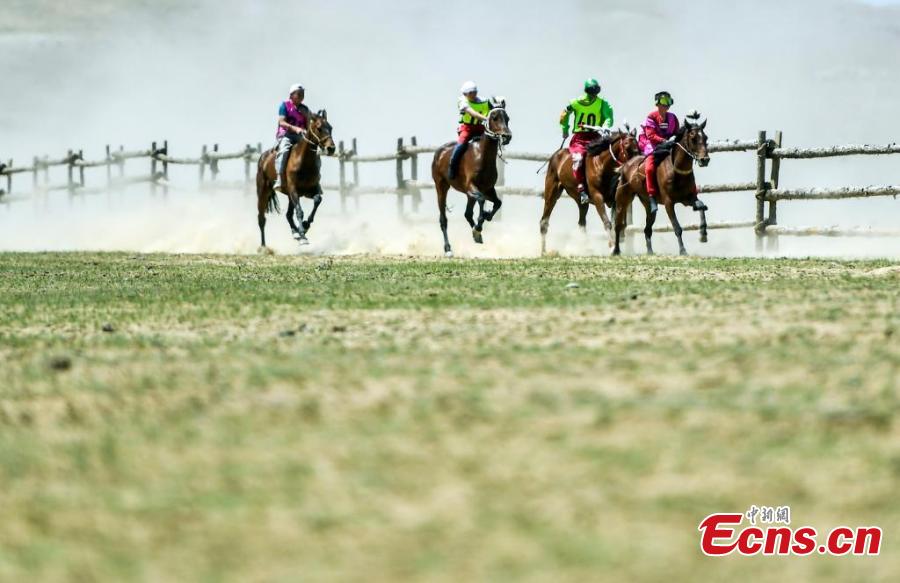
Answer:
2 131 899 251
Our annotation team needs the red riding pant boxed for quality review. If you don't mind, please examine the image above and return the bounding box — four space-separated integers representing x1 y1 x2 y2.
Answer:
568 131 598 188
457 123 485 144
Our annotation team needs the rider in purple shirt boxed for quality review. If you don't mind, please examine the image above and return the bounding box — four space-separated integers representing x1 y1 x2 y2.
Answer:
274 84 310 193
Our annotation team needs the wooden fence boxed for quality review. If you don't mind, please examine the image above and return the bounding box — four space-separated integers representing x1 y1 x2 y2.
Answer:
2 133 899 249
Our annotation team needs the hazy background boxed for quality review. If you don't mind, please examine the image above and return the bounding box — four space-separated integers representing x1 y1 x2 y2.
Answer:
2 0 899 256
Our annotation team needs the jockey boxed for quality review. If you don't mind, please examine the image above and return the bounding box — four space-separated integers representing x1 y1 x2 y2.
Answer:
560 78 614 204
639 91 680 212
273 83 311 193
449 80 491 180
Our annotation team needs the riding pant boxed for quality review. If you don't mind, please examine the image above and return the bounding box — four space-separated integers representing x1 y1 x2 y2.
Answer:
568 131 598 189
274 133 301 186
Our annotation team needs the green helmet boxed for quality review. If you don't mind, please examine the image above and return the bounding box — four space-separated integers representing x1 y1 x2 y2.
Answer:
584 78 601 95
655 91 674 106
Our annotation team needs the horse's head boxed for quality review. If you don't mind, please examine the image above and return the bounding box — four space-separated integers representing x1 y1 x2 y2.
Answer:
619 124 641 159
486 97 512 145
308 108 336 156
680 114 710 167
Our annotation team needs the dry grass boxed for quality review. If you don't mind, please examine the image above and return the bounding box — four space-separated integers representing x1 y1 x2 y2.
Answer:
0 252 898 581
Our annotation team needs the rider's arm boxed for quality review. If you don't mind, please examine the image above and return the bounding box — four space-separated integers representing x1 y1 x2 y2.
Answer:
559 105 573 137
601 100 614 129
458 97 488 122
277 103 305 134
644 116 666 146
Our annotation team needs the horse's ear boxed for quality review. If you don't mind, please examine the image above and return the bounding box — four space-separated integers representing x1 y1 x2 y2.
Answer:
700 119 707 130
317 108 327 119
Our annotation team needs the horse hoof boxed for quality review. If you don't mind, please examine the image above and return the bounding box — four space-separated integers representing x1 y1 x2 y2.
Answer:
484 213 494 222
298 237 310 246
700 235 708 243
302 221 311 230
611 249 621 256
257 245 274 255
445 250 454 258
679 249 688 256
472 230 483 244
292 230 301 240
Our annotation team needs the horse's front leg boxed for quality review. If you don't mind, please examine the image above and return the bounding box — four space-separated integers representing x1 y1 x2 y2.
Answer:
286 198 300 239
699 208 708 243
302 192 323 232
483 188 501 222
463 196 476 229
293 194 308 245
665 201 687 255
472 197 486 244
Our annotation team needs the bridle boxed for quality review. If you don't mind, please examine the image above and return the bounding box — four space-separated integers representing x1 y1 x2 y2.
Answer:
673 129 705 175
483 107 511 162
301 120 332 152
608 134 631 167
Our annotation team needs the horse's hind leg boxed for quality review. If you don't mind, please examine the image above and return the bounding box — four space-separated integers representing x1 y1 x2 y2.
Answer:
577 201 589 231
436 179 453 257
257 198 267 248
286 198 300 239
539 187 562 256
612 183 634 256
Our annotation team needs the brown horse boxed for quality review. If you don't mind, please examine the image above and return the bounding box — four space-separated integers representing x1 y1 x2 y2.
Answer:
540 127 640 255
612 119 710 256
256 109 336 248
432 100 512 257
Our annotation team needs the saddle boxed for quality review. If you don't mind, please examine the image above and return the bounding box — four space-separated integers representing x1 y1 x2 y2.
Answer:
652 141 676 164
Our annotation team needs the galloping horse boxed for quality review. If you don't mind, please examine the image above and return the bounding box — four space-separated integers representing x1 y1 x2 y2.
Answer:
540 127 640 254
432 100 512 257
256 110 336 248
612 118 710 256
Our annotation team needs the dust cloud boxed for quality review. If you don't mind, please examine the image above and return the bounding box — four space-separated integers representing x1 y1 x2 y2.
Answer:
2 0 899 257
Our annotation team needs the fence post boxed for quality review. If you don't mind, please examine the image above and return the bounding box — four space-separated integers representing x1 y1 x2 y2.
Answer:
755 130 768 252
396 137 405 216
150 141 158 195
497 154 506 187
105 145 112 188
162 140 170 196
243 144 251 183
78 150 85 188
200 145 207 183
211 144 219 182
767 130 782 253
66 149 75 194
410 136 421 213
338 140 347 213
44 154 51 185
33 156 39 190
5 159 11 197
118 146 125 182
352 137 360 209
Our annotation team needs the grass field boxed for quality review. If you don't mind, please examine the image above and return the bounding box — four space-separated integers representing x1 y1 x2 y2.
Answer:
0 252 898 582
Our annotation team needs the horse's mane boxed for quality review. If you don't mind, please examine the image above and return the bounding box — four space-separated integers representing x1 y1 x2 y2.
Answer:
586 132 623 156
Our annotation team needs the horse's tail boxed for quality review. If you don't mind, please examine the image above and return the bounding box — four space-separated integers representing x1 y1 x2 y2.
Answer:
265 190 280 214
256 148 280 215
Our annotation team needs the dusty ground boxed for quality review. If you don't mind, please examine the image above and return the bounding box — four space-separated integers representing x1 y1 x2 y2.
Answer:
0 253 898 581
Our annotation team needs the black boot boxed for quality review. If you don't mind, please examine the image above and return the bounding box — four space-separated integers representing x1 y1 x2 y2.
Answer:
648 196 658 214
448 143 466 180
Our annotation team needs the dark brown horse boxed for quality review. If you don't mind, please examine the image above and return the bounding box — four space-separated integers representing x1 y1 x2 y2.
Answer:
256 109 336 249
432 101 512 257
540 127 640 255
612 119 710 256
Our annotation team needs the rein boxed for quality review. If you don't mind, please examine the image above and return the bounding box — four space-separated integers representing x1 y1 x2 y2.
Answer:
672 140 699 175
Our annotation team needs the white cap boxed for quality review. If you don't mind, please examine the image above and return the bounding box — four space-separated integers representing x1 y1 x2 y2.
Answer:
289 83 305 95
460 80 477 94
